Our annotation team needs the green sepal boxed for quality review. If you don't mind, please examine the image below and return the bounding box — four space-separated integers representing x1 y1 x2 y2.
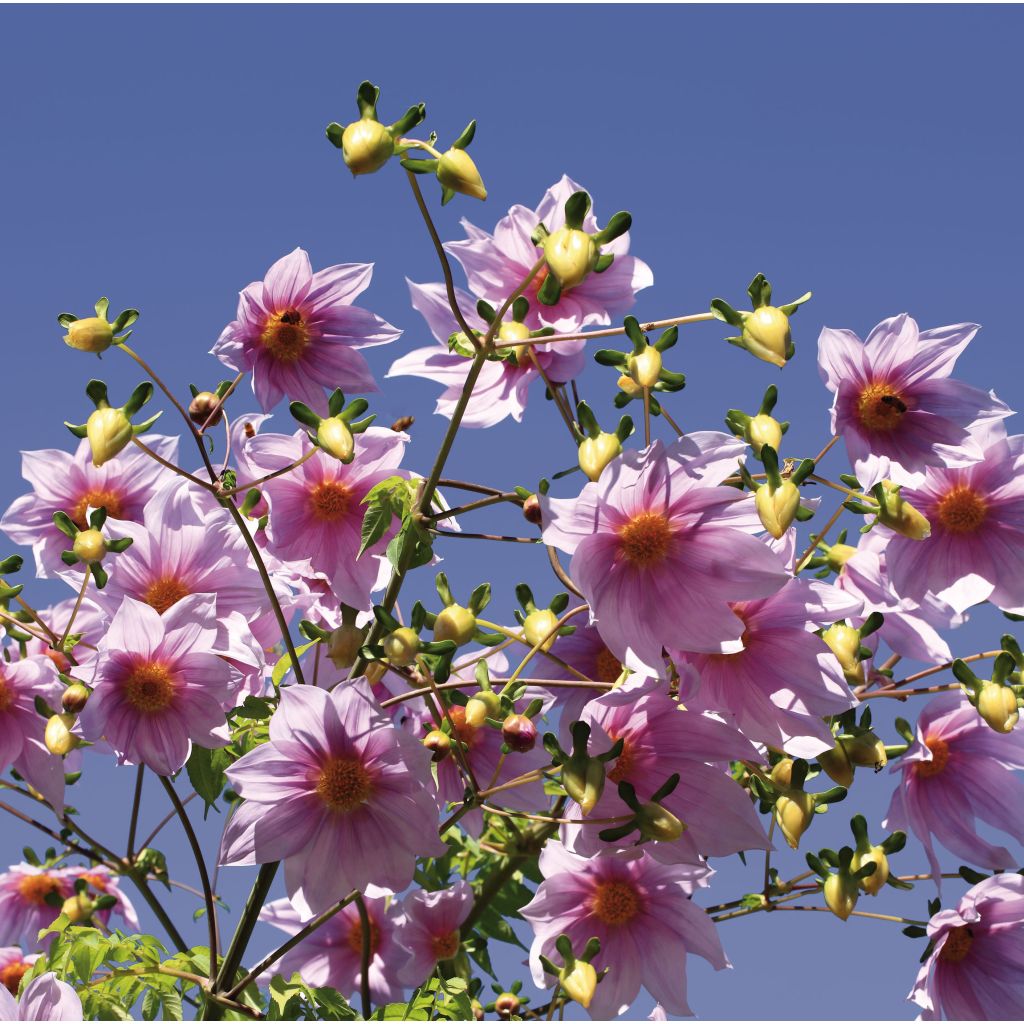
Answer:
593 211 631 245
452 120 476 150
747 273 772 309
779 291 813 316
90 563 108 589
57 312 78 328
563 191 591 231
289 401 321 430
53 512 78 538
400 157 438 174
593 253 614 273
389 102 426 137
536 274 561 306
355 80 380 119
593 348 627 368
710 298 744 328
85 379 109 408
325 122 345 148
123 380 154 416
440 186 457 206
60 551 79 566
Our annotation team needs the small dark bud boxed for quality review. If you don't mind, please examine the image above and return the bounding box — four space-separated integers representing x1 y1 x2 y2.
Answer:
502 713 538 752
189 392 223 427
522 494 542 525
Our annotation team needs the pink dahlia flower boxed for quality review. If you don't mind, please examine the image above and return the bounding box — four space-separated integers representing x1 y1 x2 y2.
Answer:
0 949 36 997
884 693 1024 882
212 248 400 412
219 682 445 917
446 174 653 333
0 971 82 1020
818 314 1011 489
0 435 178 578
0 866 72 950
911 873 1024 1019
881 426 1024 614
522 844 727 1019
259 893 405 1005
541 434 790 671
395 880 473 987
81 595 239 776
387 281 585 428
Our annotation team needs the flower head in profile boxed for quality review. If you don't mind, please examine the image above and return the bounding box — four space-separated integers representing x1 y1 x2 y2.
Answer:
522 844 727 1019
396 881 473 987
259 893 405 1006
0 866 72 950
220 682 446 917
883 693 1024 883
0 971 82 1020
910 873 1024 1020
541 434 789 671
212 248 400 412
81 595 238 776
818 314 1010 489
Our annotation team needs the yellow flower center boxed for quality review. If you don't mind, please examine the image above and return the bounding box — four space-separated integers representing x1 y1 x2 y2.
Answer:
72 488 125 530
0 673 13 714
260 308 311 363
594 647 622 683
143 575 192 615
915 736 949 778
0 959 30 996
16 873 63 906
939 925 974 963
856 382 909 432
308 481 352 522
618 511 673 567
346 916 381 956
590 880 641 926
936 485 988 535
315 756 372 813
430 929 461 961
607 736 637 784
123 662 177 714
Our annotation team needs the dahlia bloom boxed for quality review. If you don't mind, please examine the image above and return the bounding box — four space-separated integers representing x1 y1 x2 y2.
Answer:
0 971 82 1020
0 435 179 578
446 174 653 333
910 873 1024 1019
81 595 239 776
387 281 585 428
0 949 36 997
818 314 1010 489
219 681 445 917
0 866 72 949
395 881 473 987
212 247 401 412
561 688 769 863
541 434 790 670
671 575 862 757
522 844 726 1019
259 894 405 1005
245 428 408 609
881 426 1024 614
884 693 1024 882
0 657 65 812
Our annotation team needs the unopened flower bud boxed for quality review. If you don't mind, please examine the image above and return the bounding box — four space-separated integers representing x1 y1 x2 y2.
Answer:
72 528 107 565
852 845 889 896
494 992 520 1018
817 740 854 788
755 480 800 539
563 757 606 815
65 317 114 354
61 683 90 715
316 417 355 463
465 689 500 728
60 892 95 925
876 481 931 540
977 682 1019 733
822 624 865 686
501 713 537 753
616 374 643 399
844 730 887 771
471 1000 484 1021
560 960 597 1009
188 391 223 427
436 148 487 201
45 713 80 756
433 604 477 647
327 623 366 670
824 872 860 921
543 228 598 289
523 608 560 652
741 307 792 368
341 118 394 175
627 347 663 390
746 413 784 457
423 729 451 762
578 432 622 482
522 494 542 525
638 801 686 842
770 758 794 790
824 542 858 573
774 790 815 849
86 407 132 467
382 627 420 667
497 320 530 344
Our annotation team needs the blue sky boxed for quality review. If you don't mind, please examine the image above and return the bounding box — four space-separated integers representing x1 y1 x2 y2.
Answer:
1 4 1022 1019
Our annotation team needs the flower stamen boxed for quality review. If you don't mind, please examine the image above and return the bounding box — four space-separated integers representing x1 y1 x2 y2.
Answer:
260 308 311 363
936 485 988 535
143 575 192 615
915 736 949 778
939 925 974 963
123 662 177 714
618 511 674 567
856 382 909 432
308 481 352 522
590 880 641 926
315 756 372 813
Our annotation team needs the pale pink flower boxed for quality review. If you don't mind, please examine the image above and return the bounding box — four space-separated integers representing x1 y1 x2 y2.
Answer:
0 866 72 950
395 881 473 987
0 948 37 997
0 971 82 1020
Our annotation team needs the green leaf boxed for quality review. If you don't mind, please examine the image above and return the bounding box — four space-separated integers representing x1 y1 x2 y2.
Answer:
271 640 319 686
359 490 396 558
186 746 231 812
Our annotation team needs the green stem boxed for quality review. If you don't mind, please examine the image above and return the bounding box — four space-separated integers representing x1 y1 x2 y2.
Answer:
354 893 373 1019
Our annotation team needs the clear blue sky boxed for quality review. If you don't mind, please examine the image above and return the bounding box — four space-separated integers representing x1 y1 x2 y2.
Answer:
2 4 1022 1019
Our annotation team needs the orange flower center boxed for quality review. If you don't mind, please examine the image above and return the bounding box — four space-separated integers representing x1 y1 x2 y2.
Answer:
607 736 637 784
915 736 949 778
143 575 192 615
316 757 372 813
856 382 909 432
308 481 352 522
939 925 974 963
0 673 13 714
0 959 29 996
260 308 311 363
618 511 673 567
80 873 108 892
123 662 177 714
590 880 641 926
936 485 988 535
346 917 381 956
446 706 480 749
430 929 461 961
72 488 125 530
594 647 622 683
16 873 63 906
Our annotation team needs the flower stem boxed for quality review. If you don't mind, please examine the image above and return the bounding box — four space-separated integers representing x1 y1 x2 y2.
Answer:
494 312 716 350
126 766 145 860
58 570 91 651
354 892 373 1019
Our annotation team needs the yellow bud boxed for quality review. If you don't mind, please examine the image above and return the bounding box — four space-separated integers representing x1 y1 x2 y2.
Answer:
341 118 394 175
770 758 794 790
423 729 451 762
327 622 366 670
977 682 1019 734
578 432 622 482
560 961 597 1009
316 417 355 463
382 627 419 667
543 227 598 289
363 660 387 685
852 845 889 896
824 872 859 921
523 608 560 652
741 307 792 367
746 414 783 457
465 690 500 728
65 316 114 354
876 481 931 540
436 148 487 201
755 480 800 539
45 713 80 756
497 320 530 344
822 624 865 686
844 730 888 771
774 790 815 849
61 683 90 714
61 892 95 924
825 542 858 572
638 801 686 842
433 604 477 647
817 740 855 788
86 407 133 467
627 347 663 389
564 757 606 816
72 528 107 565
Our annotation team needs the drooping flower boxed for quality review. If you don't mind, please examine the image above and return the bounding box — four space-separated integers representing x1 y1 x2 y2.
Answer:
219 682 446 917
910 873 1024 1019
0 866 72 950
881 426 1024 614
541 434 790 671
387 281 585 428
445 175 653 334
818 314 1011 489
0 435 179 578
0 949 37 997
522 844 727 1019
212 248 400 412
258 894 405 1005
883 693 1024 882
0 971 82 1020
81 595 239 776
395 881 473 987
